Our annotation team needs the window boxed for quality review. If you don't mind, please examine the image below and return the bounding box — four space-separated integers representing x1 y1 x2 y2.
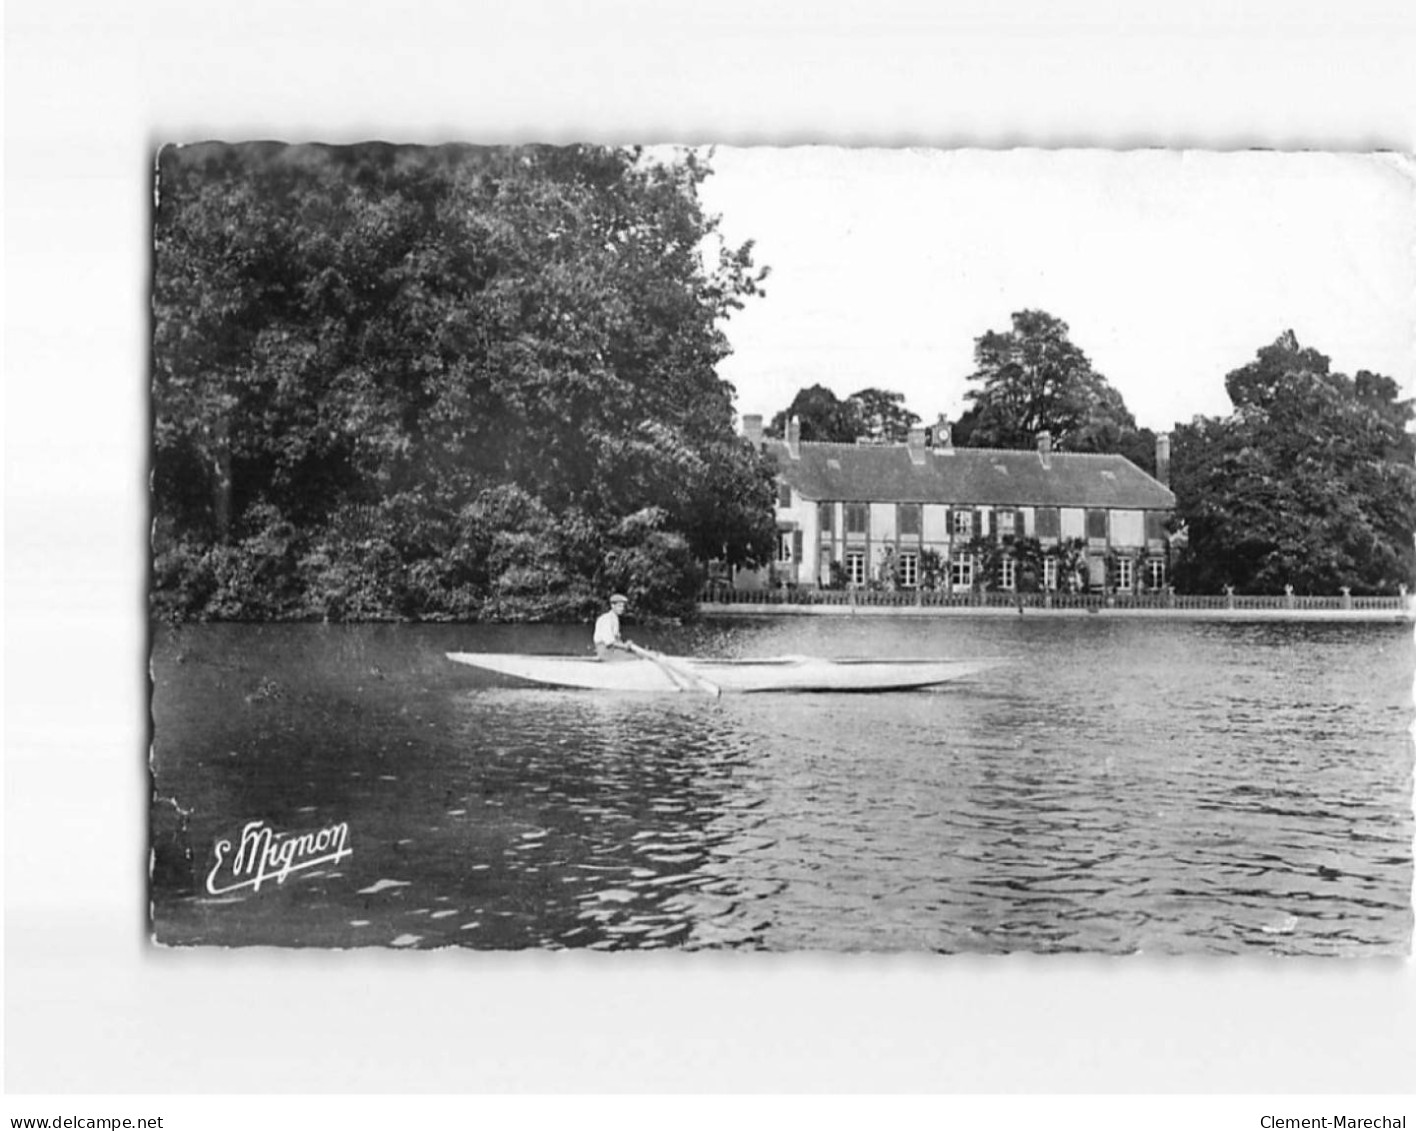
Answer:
952 509 973 537
898 551 919 588
1043 558 1058 591
1145 511 1167 543
1035 508 1060 539
778 532 794 563
897 503 921 537
818 502 834 533
950 552 974 589
1115 556 1133 590
845 503 868 537
777 481 793 508
845 551 866 586
996 509 1017 539
1147 558 1166 589
1086 509 1108 541
999 557 1017 590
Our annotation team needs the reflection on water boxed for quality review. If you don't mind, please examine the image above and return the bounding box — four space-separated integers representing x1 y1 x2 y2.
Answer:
149 617 1414 954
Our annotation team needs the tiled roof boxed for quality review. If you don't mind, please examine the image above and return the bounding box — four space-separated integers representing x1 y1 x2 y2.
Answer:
764 439 1175 509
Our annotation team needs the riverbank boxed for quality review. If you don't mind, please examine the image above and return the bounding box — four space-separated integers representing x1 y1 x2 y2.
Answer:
699 602 1415 623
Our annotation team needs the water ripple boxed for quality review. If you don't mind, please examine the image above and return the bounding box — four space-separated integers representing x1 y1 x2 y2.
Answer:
149 619 1413 954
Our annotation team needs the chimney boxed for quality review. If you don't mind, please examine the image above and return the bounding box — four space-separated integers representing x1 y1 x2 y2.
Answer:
742 414 764 450
932 415 953 451
787 415 801 460
1037 430 1052 469
1155 432 1171 487
907 424 927 464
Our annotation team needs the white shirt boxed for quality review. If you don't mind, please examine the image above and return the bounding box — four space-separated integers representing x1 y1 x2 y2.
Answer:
593 609 622 647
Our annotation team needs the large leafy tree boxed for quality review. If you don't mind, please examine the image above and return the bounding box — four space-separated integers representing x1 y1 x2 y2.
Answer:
767 384 860 442
767 384 919 444
846 387 920 443
152 142 773 621
1170 331 1416 594
959 310 1152 469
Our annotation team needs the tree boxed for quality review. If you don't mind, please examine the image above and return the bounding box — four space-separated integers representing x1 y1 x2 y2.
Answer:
1170 331 1416 594
766 384 861 442
961 310 1147 462
152 142 773 621
676 434 780 568
846 387 920 444
767 384 920 444
950 403 982 447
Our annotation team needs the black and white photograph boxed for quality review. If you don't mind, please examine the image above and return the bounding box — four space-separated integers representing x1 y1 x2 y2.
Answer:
148 143 1414 956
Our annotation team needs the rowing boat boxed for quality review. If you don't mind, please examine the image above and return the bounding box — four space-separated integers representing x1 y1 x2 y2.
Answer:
445 652 995 693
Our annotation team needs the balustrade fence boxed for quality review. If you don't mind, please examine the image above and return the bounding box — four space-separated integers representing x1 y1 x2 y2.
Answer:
699 586 1409 612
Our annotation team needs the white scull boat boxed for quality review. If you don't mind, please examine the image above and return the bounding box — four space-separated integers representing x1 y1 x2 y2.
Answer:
446 652 995 693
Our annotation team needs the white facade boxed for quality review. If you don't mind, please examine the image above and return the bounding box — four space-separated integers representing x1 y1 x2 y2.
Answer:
754 494 1173 594
922 503 950 546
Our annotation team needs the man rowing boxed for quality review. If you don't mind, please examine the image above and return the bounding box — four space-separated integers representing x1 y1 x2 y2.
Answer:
593 593 635 661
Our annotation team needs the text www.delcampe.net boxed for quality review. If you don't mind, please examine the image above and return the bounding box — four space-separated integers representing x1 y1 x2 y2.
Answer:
10 1118 164 1129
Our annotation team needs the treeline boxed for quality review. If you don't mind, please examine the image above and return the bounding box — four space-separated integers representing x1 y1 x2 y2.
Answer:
152 143 777 623
766 312 1416 595
1171 331 1416 594
152 141 1413 621
768 311 1160 473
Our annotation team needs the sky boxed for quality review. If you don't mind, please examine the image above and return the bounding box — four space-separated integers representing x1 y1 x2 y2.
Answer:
695 147 1416 433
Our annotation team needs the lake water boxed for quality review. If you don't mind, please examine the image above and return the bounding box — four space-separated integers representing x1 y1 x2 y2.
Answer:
148 615 1414 955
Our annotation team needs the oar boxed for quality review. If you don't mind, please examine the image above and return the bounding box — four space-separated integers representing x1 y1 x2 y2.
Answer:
627 642 721 698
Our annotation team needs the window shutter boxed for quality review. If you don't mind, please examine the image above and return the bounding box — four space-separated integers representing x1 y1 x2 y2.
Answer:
792 530 803 562
897 503 920 538
838 503 860 540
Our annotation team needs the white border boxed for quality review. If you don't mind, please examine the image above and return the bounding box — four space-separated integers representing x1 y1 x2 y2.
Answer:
6 0 1415 1095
